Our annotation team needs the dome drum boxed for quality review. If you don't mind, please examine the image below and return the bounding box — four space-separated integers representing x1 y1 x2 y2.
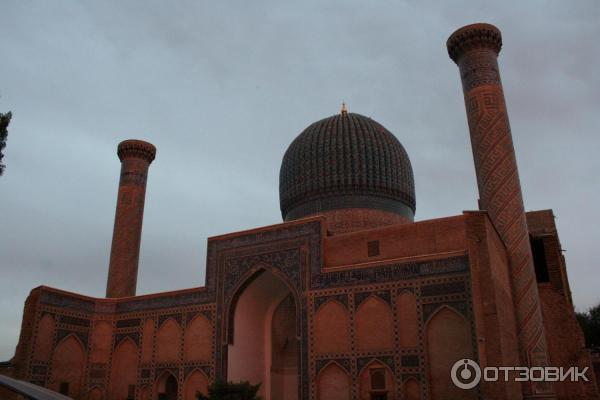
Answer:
284 194 414 222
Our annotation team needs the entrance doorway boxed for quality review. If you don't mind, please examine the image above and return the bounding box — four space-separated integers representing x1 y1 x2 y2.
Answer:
156 372 178 400
227 269 299 400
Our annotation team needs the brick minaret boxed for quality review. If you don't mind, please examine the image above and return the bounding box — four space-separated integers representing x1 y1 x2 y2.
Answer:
106 140 156 298
447 24 554 397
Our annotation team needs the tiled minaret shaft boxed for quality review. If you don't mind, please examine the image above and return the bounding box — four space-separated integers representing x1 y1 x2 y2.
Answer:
106 140 156 298
447 23 554 398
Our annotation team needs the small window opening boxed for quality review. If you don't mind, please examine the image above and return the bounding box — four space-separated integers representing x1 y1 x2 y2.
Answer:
530 236 550 283
59 382 69 396
367 240 380 257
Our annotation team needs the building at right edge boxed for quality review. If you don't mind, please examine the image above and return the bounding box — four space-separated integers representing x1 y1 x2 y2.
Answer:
2 23 599 400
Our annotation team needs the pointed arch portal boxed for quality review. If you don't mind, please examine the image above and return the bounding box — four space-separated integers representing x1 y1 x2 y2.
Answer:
227 269 299 400
156 371 178 400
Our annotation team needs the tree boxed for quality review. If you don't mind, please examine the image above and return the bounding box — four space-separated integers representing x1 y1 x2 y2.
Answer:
0 111 12 176
196 381 261 400
576 302 600 350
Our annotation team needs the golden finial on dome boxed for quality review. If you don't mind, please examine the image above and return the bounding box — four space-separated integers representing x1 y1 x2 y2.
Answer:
341 102 348 115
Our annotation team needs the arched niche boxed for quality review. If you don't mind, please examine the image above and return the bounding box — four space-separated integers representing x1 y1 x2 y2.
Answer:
357 360 395 400
156 318 181 363
155 371 178 400
184 314 212 362
355 296 394 351
426 306 476 400
49 334 86 399
139 385 149 400
404 378 420 400
227 268 299 400
183 369 209 400
87 386 103 400
109 337 139 400
314 300 350 354
317 362 351 400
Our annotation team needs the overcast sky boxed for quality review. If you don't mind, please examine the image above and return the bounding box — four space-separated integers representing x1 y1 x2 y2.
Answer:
1 1 598 360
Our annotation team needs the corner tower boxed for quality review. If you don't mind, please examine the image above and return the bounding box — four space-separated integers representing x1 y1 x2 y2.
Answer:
279 109 415 234
106 139 156 298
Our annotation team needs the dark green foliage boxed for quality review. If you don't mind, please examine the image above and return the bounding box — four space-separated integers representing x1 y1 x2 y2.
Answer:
196 381 261 400
576 302 600 350
0 111 12 176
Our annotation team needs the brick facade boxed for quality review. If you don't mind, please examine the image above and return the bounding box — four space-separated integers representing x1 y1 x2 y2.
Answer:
2 213 597 399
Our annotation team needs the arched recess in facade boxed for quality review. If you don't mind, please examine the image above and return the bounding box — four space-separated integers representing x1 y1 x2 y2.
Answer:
156 317 181 363
155 370 179 400
313 299 350 354
403 377 421 400
316 361 351 400
226 266 300 400
139 385 150 400
357 359 395 400
109 336 139 400
49 334 86 399
425 305 476 400
355 295 394 352
184 314 212 362
87 385 103 400
183 368 209 400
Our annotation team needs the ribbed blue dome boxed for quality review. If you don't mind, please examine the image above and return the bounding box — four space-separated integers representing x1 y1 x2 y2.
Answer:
279 112 415 221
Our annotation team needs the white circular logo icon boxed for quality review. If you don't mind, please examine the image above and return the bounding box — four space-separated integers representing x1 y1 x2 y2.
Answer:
451 358 481 389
